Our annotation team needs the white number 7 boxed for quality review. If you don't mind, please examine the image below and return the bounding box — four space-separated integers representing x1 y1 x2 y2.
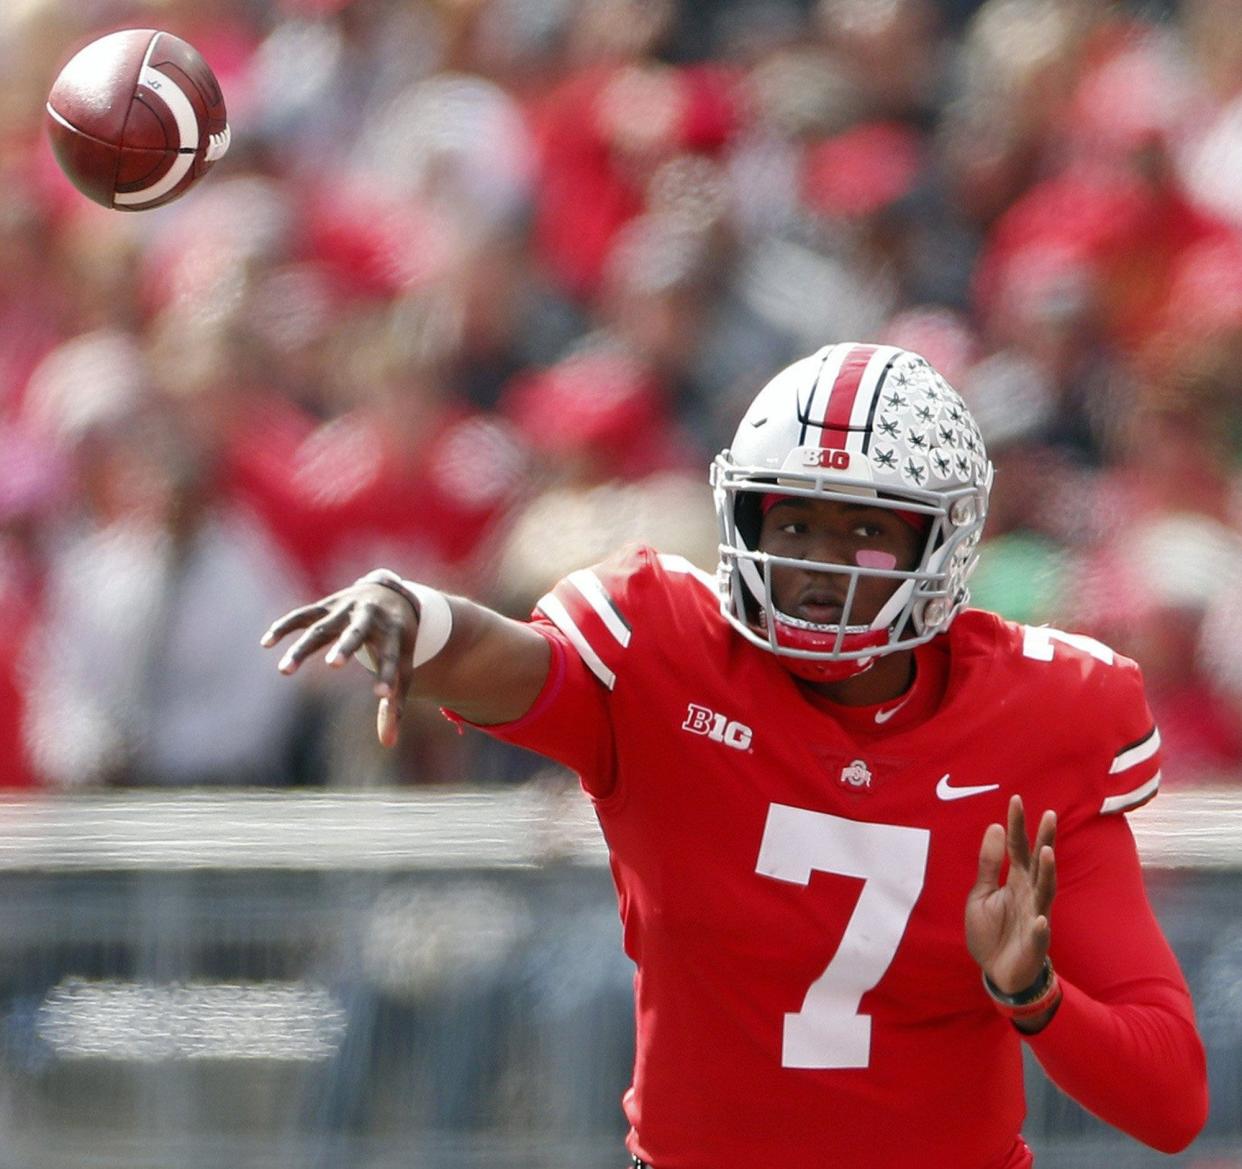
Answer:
756 804 930 1069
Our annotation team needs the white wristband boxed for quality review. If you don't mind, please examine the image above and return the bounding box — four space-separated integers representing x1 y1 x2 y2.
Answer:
359 569 455 668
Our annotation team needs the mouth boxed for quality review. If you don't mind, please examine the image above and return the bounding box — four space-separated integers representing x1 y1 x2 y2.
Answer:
792 590 846 626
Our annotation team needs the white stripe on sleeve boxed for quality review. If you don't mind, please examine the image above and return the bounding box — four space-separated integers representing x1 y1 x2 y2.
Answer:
1109 728 1161 774
1100 772 1161 815
536 591 617 690
567 570 631 647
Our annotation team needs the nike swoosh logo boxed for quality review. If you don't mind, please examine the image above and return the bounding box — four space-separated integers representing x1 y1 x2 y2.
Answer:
874 696 912 724
936 774 1000 801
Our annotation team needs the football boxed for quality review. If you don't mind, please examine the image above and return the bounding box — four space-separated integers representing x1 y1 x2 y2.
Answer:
45 28 230 212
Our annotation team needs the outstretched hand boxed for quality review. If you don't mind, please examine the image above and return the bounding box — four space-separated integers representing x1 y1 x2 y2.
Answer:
260 583 419 747
966 795 1057 996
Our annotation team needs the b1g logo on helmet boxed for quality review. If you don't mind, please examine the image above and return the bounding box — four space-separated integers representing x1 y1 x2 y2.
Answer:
682 703 753 750
799 448 852 471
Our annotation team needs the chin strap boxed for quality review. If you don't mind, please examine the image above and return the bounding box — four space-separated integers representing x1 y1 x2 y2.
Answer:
780 653 876 683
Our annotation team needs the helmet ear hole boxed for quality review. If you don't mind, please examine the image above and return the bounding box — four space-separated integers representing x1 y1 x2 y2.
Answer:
734 489 766 550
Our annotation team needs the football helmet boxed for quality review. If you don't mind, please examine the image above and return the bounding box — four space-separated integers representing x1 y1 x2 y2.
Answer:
711 342 993 682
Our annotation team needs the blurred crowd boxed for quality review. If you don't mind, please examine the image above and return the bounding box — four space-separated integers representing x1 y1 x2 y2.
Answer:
4 0 1242 790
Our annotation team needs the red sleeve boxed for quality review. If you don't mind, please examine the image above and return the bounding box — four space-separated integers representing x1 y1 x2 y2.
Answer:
1091 649 1162 816
462 546 669 800
1024 811 1208 1152
456 622 620 799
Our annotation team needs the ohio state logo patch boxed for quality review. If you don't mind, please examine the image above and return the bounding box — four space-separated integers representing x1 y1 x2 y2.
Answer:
839 759 873 791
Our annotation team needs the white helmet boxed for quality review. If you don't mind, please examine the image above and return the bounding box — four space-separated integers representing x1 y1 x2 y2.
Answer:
711 342 993 682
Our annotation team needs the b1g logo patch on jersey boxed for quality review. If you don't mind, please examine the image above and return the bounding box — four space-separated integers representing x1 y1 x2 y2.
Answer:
682 703 753 751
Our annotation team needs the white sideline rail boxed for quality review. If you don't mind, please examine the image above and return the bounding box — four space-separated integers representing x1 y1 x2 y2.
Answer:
0 786 1237 872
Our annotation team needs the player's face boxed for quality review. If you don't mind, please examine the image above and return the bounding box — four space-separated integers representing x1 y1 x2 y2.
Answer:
759 497 924 627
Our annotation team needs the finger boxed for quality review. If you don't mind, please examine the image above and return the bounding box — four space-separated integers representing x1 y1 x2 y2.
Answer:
391 653 414 715
377 695 401 748
260 602 332 647
1028 912 1052 959
276 608 350 673
972 822 1006 896
371 621 406 698
376 653 415 747
1033 808 1058 855
1033 843 1057 917
1006 795 1031 871
325 603 378 667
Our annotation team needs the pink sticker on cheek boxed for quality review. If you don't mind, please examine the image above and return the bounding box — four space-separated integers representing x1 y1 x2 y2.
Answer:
856 550 898 570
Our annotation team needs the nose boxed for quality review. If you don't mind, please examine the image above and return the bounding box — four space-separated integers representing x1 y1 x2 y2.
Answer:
796 530 852 567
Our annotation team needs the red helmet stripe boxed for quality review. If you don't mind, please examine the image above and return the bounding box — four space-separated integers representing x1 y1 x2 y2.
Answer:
819 344 879 448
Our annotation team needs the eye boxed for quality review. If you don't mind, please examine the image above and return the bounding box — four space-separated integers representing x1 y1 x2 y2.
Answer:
852 522 884 539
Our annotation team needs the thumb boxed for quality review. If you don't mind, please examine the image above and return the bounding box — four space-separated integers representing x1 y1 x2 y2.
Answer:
376 661 414 749
377 696 401 748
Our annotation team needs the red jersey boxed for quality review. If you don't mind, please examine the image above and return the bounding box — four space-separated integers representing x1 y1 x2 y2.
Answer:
478 545 1205 1169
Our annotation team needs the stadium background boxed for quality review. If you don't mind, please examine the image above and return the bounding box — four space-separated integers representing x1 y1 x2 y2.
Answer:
2 0 1242 1164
